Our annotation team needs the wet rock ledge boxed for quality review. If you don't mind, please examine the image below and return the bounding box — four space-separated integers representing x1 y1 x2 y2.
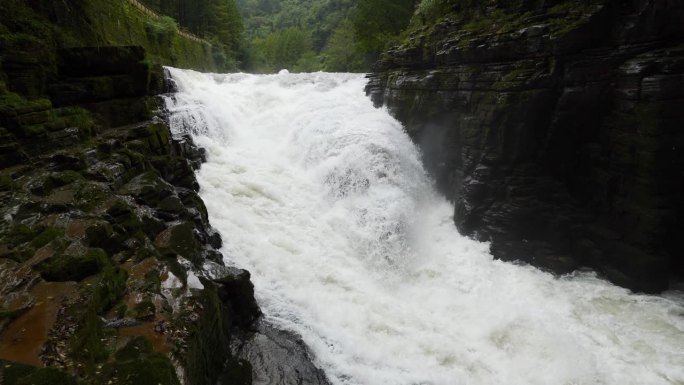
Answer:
0 46 328 385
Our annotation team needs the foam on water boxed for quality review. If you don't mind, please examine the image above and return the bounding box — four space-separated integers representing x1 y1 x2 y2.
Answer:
164 68 684 385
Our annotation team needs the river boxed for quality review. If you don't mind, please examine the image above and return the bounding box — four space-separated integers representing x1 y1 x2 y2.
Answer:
164 68 684 385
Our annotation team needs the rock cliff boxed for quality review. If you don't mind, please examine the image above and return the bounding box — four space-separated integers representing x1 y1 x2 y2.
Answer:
366 0 684 293
0 45 328 385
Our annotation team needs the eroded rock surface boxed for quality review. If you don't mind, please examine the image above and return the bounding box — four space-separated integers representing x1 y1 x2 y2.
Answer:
1 43 330 385
231 321 330 385
366 0 684 293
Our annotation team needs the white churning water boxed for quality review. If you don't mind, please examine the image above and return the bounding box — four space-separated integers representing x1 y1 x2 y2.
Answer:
163 68 684 385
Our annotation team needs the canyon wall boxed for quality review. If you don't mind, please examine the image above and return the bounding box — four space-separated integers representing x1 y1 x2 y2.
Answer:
366 0 684 293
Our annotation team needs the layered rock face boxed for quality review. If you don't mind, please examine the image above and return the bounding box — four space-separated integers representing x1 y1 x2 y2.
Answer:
0 46 255 385
0 44 329 385
366 0 684 293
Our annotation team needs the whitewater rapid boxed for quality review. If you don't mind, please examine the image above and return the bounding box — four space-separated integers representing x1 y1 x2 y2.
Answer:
163 68 684 385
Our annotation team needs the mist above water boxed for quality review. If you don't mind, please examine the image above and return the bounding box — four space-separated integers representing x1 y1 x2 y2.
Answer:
164 68 684 385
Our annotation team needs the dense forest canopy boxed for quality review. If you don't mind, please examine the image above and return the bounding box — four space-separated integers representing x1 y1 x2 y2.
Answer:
140 0 419 72
140 0 244 68
237 0 416 72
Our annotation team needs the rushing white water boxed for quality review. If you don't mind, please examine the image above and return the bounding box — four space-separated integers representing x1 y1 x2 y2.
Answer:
164 68 684 385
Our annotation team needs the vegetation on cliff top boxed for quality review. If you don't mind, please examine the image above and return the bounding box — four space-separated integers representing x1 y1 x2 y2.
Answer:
0 0 225 71
404 0 604 47
235 0 416 73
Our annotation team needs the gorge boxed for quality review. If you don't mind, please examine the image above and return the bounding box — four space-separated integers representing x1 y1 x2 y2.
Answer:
366 0 684 293
1 0 684 384
163 68 683 385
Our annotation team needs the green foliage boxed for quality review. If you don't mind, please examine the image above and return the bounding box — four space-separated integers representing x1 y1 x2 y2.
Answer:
238 0 360 72
322 19 366 72
0 0 219 71
146 16 179 46
251 27 316 72
140 0 244 63
352 0 415 62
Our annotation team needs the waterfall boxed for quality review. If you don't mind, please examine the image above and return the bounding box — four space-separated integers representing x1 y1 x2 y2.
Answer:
163 68 684 385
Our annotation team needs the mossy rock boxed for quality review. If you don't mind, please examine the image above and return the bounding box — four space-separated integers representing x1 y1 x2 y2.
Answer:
118 171 174 207
0 91 51 117
68 306 110 369
182 283 231 385
100 336 180 385
0 361 78 385
15 367 79 385
68 265 129 368
214 269 261 328
143 265 162 293
36 248 108 282
157 195 186 215
133 297 156 321
4 223 38 246
219 359 252 385
154 222 201 263
49 170 84 187
140 214 166 240
93 263 129 312
30 226 64 249
74 181 110 211
106 200 143 236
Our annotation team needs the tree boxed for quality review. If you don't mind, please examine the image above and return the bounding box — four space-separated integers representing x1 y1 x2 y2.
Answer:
208 0 244 53
254 27 315 72
352 0 415 62
322 19 365 72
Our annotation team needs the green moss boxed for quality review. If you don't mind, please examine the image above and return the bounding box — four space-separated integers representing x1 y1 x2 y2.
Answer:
75 182 111 211
133 298 156 321
0 0 216 75
36 248 108 282
405 0 604 51
69 307 109 370
68 262 128 372
77 0 215 70
0 361 78 385
181 284 231 385
143 265 162 292
30 226 64 248
94 337 181 385
113 303 128 319
6 224 38 246
16 367 79 385
50 107 96 138
93 263 129 312
50 170 84 187
0 91 51 117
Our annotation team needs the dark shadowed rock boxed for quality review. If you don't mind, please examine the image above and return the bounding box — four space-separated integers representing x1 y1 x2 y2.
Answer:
233 321 330 385
366 0 684 293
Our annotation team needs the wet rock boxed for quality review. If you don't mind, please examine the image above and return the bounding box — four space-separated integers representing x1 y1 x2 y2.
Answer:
366 1 684 293
154 222 201 263
103 318 141 329
133 297 156 321
57 46 146 79
35 248 108 282
0 40 320 385
101 336 180 385
234 322 330 385
0 361 78 385
211 267 261 328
